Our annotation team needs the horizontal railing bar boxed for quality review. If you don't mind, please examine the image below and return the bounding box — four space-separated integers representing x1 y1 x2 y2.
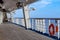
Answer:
8 18 60 19
30 18 60 20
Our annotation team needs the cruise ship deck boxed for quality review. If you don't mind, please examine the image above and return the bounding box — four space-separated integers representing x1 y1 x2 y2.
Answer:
0 22 54 40
0 0 60 40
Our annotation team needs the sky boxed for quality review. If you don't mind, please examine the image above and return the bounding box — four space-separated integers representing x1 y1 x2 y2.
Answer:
12 0 60 18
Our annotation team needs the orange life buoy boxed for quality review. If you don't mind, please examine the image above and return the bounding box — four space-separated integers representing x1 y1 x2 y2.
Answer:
49 24 55 36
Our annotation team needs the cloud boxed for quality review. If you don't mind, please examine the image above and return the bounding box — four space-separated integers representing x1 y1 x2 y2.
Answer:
39 0 52 8
40 1 51 4
30 0 52 8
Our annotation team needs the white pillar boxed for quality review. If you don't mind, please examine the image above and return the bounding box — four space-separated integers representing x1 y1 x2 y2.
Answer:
23 4 31 29
0 11 3 24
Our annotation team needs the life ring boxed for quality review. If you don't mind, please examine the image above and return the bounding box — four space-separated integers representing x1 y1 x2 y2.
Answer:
49 24 55 36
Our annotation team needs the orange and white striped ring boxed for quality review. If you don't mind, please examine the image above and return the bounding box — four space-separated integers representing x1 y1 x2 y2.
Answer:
49 24 55 36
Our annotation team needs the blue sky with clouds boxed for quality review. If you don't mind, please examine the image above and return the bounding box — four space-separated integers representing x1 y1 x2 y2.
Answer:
13 0 60 18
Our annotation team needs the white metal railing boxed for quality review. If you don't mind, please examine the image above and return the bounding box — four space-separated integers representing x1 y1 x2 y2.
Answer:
9 18 60 39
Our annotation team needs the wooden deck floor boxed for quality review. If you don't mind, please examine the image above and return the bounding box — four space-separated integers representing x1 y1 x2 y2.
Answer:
0 23 55 40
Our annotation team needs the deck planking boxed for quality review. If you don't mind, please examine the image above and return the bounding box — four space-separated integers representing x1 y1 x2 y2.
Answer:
0 23 55 40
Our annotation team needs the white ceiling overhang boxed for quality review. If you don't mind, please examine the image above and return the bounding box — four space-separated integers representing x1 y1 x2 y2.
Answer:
0 0 38 12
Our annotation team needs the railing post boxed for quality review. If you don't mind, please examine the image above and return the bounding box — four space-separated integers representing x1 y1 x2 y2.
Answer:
42 19 46 33
58 20 60 39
